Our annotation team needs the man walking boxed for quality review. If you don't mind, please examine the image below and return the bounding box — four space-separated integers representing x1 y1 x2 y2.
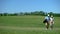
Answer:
43 14 50 30
50 15 54 30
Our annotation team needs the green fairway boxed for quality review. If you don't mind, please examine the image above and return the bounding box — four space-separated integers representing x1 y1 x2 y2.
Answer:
0 16 60 34
0 16 44 27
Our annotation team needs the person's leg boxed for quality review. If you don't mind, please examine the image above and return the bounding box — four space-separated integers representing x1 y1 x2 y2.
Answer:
46 23 49 29
45 23 47 30
50 21 53 30
45 22 49 30
50 23 53 29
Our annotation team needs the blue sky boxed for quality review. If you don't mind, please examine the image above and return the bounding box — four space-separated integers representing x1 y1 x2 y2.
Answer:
0 0 60 13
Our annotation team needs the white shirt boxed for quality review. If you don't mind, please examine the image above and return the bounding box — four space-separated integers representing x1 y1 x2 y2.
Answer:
50 17 54 24
50 17 54 22
45 16 50 21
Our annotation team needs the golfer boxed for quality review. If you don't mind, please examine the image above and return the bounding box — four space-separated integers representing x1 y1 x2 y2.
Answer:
43 14 50 30
50 15 54 30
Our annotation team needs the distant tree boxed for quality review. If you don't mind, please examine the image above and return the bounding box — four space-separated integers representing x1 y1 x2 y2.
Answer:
39 11 45 16
24 12 30 15
31 11 38 15
20 12 24 16
49 12 53 16
30 11 45 16
3 13 8 16
13 13 18 16
54 13 60 17
0 13 3 16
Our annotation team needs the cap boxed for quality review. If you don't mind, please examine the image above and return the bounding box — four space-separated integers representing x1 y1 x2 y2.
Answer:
48 14 49 16
51 15 53 17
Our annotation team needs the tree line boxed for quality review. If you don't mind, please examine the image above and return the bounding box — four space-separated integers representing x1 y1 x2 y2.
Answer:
0 11 60 17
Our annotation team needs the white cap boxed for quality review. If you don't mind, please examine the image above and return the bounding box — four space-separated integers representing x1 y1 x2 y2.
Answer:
51 15 53 17
48 14 49 16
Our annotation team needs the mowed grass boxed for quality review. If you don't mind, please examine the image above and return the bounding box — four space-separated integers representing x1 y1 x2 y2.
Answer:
0 16 60 34
0 16 44 27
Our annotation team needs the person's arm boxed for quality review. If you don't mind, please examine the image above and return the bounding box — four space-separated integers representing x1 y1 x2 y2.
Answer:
53 17 54 24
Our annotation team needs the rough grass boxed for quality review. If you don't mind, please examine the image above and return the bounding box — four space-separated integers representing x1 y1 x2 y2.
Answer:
0 28 60 34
